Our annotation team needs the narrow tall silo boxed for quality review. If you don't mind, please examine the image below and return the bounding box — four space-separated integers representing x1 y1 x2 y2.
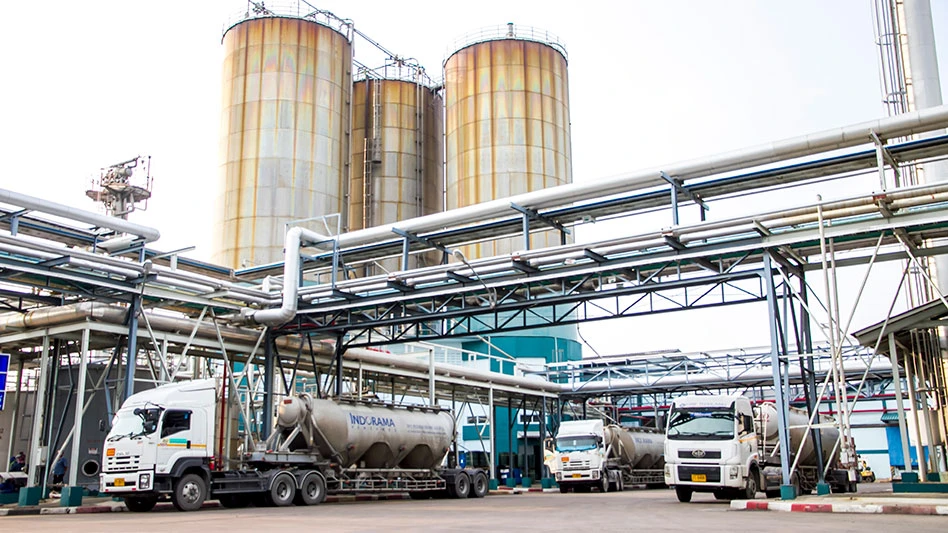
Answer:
213 13 353 269
350 70 444 272
444 24 572 259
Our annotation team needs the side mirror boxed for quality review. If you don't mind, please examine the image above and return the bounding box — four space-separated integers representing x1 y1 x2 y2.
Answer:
99 419 106 432
596 436 603 444
133 408 142 416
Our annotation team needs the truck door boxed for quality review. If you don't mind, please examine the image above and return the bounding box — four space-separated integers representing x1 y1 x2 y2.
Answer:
155 409 205 474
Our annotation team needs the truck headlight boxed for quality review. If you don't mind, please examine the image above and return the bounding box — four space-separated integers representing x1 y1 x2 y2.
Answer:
139 473 151 490
555 472 561 481
592 470 600 479
729 466 740 479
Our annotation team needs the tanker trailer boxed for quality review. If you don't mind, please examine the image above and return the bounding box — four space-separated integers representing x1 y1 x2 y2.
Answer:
100 378 489 512
755 402 855 496
553 419 665 493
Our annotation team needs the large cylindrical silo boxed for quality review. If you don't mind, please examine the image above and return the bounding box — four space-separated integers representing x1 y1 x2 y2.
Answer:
213 14 352 269
350 72 444 272
444 24 572 259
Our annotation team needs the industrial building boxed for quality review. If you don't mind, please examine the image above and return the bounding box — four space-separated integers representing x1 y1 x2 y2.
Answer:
0 0 947 513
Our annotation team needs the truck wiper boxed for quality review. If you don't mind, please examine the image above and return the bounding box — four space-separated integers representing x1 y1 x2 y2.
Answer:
107 432 136 442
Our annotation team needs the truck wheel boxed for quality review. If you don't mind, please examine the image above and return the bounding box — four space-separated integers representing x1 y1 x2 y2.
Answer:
268 472 297 507
600 475 609 493
712 489 730 501
447 472 471 499
742 472 758 500
124 495 158 512
296 473 326 506
559 484 569 494
675 486 693 503
172 473 207 512
470 472 489 498
617 477 624 492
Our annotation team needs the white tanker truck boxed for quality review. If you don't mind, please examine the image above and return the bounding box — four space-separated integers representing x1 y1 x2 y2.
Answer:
99 379 488 512
553 419 665 492
664 394 856 503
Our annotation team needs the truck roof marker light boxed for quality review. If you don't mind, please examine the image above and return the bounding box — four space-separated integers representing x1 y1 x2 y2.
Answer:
106 448 116 457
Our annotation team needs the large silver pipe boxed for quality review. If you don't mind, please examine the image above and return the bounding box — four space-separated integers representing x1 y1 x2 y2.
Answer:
0 188 161 243
251 227 335 325
330 106 948 250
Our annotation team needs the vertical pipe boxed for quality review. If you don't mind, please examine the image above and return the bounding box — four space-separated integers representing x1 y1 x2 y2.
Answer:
125 295 140 401
904 349 928 478
540 397 547 481
488 387 496 481
889 333 914 473
764 253 793 488
334 336 345 397
522 214 530 251
262 333 274 440
26 337 50 487
670 185 679 226
428 348 435 406
507 397 513 479
68 328 89 488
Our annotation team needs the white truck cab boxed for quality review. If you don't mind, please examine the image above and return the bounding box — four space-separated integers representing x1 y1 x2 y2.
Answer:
100 379 217 511
553 419 614 492
663 394 758 502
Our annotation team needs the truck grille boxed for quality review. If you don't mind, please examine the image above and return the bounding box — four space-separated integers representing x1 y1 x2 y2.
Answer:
562 460 591 471
105 454 141 472
677 450 722 459
678 465 721 483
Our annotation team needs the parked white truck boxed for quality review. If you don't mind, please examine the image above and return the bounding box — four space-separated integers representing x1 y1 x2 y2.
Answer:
663 394 855 503
100 379 488 511
553 419 665 493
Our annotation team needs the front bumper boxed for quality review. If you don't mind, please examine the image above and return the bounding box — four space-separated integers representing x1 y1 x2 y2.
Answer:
555 469 601 483
100 470 155 494
665 463 744 489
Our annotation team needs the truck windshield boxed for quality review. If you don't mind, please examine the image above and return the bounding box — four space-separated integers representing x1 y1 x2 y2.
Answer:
666 408 735 440
555 436 598 452
107 408 161 441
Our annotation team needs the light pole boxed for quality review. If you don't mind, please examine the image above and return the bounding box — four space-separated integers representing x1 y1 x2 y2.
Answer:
452 249 496 309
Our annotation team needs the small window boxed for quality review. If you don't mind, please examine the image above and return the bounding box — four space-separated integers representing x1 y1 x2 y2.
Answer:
161 410 192 438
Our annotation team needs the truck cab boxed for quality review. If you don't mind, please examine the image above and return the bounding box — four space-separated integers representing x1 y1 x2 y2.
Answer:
553 419 618 493
663 394 758 502
100 379 217 511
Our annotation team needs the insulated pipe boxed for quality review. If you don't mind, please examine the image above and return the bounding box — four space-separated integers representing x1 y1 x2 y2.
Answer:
251 226 335 326
0 188 160 243
330 106 948 250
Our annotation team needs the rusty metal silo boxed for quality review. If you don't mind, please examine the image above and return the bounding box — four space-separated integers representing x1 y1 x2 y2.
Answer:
213 10 353 269
444 24 571 259
349 65 444 272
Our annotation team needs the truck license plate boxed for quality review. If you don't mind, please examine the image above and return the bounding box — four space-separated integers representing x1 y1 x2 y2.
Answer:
571 474 582 478
114 478 125 487
691 474 707 482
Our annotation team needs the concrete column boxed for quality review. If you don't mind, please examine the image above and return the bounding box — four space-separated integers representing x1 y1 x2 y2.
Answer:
26 337 50 487
68 328 90 487
890 333 914 472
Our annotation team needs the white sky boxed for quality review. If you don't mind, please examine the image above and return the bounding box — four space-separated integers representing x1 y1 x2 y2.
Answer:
1 0 946 356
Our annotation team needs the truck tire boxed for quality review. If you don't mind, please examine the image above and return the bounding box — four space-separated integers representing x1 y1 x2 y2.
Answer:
295 473 326 506
712 489 730 501
470 471 489 498
600 475 609 493
559 484 569 494
742 471 758 500
124 495 158 512
675 486 693 503
447 472 471 499
268 472 296 507
171 473 207 512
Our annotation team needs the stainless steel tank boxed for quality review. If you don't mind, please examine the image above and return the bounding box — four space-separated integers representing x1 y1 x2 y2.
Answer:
350 72 444 273
214 13 353 268
444 24 572 259
757 402 840 468
279 396 454 470
604 425 665 469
